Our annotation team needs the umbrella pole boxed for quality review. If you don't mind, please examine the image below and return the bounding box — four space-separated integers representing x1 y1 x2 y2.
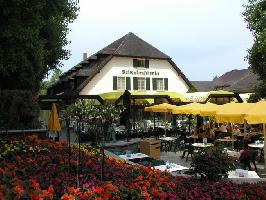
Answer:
263 123 266 169
164 113 167 136
66 119 71 186
188 115 191 134
244 120 247 134
153 113 155 130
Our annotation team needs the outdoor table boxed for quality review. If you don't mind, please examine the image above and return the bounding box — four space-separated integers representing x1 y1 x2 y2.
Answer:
248 143 264 149
187 134 198 143
159 136 177 151
227 170 260 179
225 150 240 158
192 143 214 148
217 138 236 149
154 163 189 173
248 142 264 162
159 136 177 142
156 126 172 131
119 153 149 161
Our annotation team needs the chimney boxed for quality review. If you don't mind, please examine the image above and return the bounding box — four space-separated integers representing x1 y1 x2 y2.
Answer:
83 52 87 61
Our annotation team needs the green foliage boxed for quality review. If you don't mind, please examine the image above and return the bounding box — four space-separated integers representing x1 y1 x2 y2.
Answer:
63 100 123 142
187 87 198 93
0 90 40 129
212 75 219 81
243 0 266 100
190 146 235 180
39 69 62 95
0 0 79 92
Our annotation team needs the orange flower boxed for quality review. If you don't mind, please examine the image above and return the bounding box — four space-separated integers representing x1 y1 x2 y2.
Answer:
67 187 80 195
94 187 105 195
61 194 75 200
105 182 119 192
13 185 24 198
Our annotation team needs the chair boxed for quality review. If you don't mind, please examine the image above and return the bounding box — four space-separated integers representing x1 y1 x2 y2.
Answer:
160 141 171 152
235 136 244 151
172 137 185 152
181 143 194 162
186 144 194 162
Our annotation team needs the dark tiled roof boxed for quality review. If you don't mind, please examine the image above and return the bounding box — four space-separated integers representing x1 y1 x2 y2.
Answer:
192 69 259 93
48 32 193 95
228 70 259 93
98 32 170 59
190 81 214 92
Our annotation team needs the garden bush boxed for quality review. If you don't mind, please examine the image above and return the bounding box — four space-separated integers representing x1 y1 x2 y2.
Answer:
191 146 235 180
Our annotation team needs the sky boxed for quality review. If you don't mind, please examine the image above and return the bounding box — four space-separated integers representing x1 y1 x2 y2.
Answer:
62 0 254 81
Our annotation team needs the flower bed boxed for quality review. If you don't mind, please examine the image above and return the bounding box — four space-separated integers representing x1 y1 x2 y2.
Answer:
0 135 265 199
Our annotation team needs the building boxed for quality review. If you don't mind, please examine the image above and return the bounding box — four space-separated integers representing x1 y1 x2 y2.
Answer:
48 32 193 97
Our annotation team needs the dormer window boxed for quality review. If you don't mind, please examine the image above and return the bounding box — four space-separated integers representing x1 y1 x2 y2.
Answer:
133 58 149 68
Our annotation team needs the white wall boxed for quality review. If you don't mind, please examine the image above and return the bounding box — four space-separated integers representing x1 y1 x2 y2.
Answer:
79 56 190 95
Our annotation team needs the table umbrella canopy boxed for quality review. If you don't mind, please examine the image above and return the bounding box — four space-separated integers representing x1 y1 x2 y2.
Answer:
171 103 203 115
144 103 178 113
245 101 266 124
48 103 61 131
215 103 255 124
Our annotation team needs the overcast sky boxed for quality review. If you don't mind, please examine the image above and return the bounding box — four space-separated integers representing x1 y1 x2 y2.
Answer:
62 0 253 81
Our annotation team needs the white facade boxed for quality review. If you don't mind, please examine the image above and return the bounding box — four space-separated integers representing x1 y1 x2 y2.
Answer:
80 56 189 95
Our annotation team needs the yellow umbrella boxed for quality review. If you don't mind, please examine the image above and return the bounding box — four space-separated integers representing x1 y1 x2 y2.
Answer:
145 103 178 134
145 103 178 113
245 101 266 169
245 101 266 124
199 103 222 117
48 103 61 131
215 103 255 124
172 103 203 115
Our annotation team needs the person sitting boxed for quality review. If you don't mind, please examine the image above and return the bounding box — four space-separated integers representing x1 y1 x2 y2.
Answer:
232 125 241 136
239 144 258 171
219 123 227 133
227 124 233 134
206 127 215 142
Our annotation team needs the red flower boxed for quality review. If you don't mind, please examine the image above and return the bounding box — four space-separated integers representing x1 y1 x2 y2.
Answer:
12 185 24 198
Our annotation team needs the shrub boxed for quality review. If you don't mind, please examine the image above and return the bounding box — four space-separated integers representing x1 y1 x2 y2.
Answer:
191 146 235 180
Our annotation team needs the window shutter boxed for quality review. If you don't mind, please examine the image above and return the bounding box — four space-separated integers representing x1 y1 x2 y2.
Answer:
113 76 117 90
145 59 149 68
152 78 157 90
164 78 168 91
126 77 131 90
133 59 138 68
146 78 150 90
133 77 138 90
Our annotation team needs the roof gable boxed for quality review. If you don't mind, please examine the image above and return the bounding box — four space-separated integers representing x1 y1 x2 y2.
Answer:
98 32 170 59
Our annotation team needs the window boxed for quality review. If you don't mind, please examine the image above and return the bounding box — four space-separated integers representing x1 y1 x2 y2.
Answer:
152 78 168 91
137 77 146 91
117 77 126 90
156 78 164 91
133 59 149 68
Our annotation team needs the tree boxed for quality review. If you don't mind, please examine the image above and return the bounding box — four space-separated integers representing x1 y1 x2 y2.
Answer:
40 69 62 95
0 0 78 91
0 0 78 129
212 75 219 81
243 0 266 101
